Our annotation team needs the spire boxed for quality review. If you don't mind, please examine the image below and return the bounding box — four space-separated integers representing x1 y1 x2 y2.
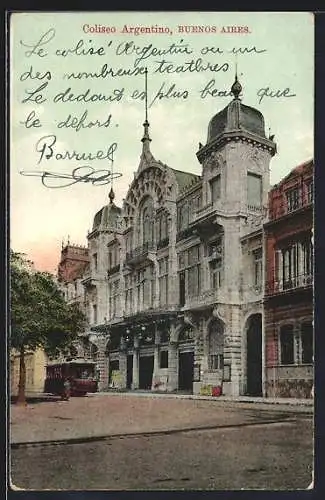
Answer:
141 67 152 151
231 62 242 100
109 159 115 203
109 187 115 204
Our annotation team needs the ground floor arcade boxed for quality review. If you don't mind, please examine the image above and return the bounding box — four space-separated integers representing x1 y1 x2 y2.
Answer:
85 306 265 398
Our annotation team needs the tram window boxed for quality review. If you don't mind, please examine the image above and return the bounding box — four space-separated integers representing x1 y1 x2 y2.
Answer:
159 350 168 368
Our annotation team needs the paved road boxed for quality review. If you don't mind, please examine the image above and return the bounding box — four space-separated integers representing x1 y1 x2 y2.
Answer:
10 392 312 444
10 394 313 490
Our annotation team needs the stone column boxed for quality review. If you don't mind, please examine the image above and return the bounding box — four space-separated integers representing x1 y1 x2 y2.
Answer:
298 241 304 284
119 352 127 389
153 326 160 378
132 336 140 389
202 243 210 292
90 334 109 392
167 342 178 392
119 270 125 316
278 250 283 288
118 336 127 389
134 278 138 313
153 343 160 383
132 349 139 389
225 338 241 397
154 261 160 308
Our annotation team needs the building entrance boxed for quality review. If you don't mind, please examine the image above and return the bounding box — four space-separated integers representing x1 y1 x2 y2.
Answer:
126 354 133 389
139 355 154 390
246 314 262 396
178 351 194 392
109 359 119 385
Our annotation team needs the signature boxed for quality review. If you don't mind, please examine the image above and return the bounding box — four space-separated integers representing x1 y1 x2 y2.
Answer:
20 165 122 189
35 134 117 164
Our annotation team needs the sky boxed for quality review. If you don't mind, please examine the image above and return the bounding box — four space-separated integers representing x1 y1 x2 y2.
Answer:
10 11 314 273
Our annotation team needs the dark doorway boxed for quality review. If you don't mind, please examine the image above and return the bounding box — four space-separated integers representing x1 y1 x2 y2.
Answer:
109 359 119 385
178 351 194 392
179 271 185 306
139 356 154 390
126 355 133 389
246 315 262 396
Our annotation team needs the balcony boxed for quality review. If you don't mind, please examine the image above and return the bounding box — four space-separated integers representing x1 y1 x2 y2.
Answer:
266 273 313 296
193 202 218 222
125 242 156 267
207 249 222 262
81 269 97 287
242 283 263 297
176 227 195 242
182 288 220 311
107 264 120 277
189 203 223 238
247 204 264 213
268 195 313 222
157 237 169 250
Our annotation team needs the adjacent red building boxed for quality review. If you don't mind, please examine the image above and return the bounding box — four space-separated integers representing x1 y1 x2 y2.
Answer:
264 160 313 398
58 243 89 284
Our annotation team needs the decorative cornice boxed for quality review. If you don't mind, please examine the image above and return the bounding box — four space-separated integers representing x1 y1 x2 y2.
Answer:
197 130 276 164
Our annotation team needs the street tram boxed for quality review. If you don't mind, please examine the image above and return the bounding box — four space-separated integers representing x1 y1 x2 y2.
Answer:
44 359 98 396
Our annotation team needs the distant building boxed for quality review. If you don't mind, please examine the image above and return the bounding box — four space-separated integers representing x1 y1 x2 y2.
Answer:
57 242 90 306
10 348 47 396
264 160 313 398
57 243 99 362
81 76 278 396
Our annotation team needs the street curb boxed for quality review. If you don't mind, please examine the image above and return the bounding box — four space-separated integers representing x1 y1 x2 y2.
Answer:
11 416 303 448
87 391 314 407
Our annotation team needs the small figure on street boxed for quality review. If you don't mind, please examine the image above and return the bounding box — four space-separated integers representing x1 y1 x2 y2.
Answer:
61 378 71 401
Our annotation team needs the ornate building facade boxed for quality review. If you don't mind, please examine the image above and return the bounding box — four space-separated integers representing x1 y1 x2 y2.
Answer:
80 76 278 396
264 160 313 398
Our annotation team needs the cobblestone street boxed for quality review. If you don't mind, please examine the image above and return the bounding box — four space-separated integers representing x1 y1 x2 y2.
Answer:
10 393 313 490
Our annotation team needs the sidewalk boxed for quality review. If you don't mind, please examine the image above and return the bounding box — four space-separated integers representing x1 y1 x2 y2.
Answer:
88 390 314 407
11 390 314 407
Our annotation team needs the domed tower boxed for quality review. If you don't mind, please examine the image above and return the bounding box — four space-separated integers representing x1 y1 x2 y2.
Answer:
193 76 277 397
197 74 276 214
91 193 121 235
84 187 122 326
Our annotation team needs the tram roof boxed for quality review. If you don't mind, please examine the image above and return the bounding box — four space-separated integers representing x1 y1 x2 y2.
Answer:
46 358 96 367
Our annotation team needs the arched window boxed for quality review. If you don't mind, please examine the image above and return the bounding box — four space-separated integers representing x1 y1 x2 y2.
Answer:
179 325 194 342
141 197 154 245
160 330 170 344
160 212 167 240
208 319 224 370
177 202 189 232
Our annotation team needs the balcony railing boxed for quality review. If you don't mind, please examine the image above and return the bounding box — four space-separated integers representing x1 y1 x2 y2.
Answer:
268 196 313 221
247 204 264 213
176 227 195 242
157 237 169 250
191 202 220 225
107 264 120 277
266 273 313 296
125 242 156 265
81 269 97 287
182 288 220 310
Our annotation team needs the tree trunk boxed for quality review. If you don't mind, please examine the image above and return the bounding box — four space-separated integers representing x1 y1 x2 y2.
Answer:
16 345 27 405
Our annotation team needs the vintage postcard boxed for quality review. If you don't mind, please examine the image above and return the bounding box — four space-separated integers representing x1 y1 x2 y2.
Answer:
9 11 314 490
